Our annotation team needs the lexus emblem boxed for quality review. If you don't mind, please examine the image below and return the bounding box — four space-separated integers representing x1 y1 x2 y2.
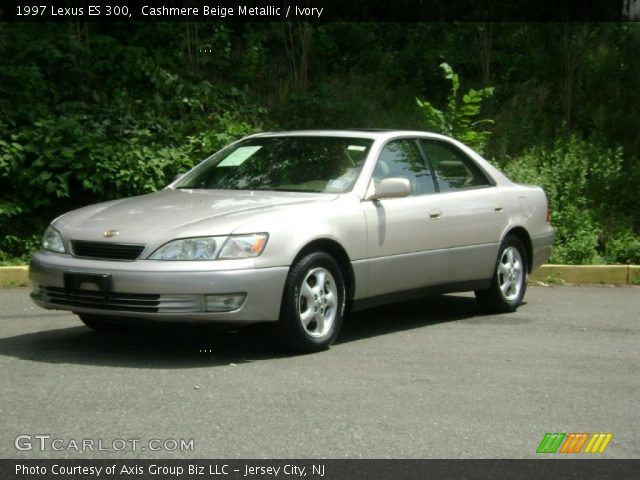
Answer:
103 229 119 238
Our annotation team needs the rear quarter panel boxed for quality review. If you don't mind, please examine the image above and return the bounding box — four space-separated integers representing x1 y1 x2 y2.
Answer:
500 184 554 270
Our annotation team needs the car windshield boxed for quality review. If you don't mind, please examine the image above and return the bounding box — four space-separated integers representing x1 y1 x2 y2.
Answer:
175 136 373 193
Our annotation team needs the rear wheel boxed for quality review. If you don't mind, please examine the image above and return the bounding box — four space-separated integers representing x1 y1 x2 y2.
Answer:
275 251 346 353
475 236 528 313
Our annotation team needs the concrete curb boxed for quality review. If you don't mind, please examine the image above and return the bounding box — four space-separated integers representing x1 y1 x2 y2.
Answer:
0 266 30 287
1 264 639 288
529 264 639 285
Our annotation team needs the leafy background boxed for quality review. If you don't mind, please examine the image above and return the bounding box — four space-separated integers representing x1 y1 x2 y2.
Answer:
1 22 638 264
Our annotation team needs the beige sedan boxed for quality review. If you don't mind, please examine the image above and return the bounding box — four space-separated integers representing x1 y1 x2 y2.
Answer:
30 130 554 352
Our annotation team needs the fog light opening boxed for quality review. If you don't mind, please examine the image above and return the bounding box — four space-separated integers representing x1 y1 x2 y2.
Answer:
205 293 246 312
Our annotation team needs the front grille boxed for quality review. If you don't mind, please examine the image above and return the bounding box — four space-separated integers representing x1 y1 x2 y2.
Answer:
71 241 145 261
41 286 160 312
37 287 203 314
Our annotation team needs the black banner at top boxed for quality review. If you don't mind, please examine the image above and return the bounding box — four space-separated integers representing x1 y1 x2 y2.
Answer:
0 0 634 22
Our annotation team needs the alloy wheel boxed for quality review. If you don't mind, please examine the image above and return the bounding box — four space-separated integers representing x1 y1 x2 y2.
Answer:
297 267 338 338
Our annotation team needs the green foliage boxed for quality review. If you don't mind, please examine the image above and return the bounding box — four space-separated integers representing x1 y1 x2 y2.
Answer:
0 23 267 262
416 63 494 153
0 235 40 266
0 23 638 265
604 230 640 265
503 136 635 265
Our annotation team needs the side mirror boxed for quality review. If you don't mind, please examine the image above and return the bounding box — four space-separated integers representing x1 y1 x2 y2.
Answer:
365 177 411 201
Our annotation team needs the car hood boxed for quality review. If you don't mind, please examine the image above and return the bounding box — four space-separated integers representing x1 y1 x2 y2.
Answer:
54 189 336 245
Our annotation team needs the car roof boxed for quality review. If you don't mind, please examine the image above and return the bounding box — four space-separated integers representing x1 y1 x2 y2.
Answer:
248 129 447 141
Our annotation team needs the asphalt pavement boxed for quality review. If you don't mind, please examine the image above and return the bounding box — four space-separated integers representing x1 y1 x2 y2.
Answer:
0 285 638 459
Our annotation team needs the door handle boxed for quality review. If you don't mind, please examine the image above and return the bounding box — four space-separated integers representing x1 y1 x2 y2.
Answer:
494 206 504 212
429 209 442 219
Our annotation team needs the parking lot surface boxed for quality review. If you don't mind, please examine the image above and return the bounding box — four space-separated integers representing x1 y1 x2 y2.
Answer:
0 285 638 458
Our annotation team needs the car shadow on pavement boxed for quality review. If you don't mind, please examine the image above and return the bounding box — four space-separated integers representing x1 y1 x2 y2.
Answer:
0 294 491 368
0 321 279 369
340 293 489 344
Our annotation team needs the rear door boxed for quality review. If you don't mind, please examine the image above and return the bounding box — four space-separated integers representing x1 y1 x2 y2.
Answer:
419 138 508 282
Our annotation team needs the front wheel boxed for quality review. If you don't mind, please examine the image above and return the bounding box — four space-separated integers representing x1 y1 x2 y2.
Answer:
475 236 528 313
275 251 346 353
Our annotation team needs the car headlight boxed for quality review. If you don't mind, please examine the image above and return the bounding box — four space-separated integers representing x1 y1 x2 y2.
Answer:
42 226 66 253
149 234 268 261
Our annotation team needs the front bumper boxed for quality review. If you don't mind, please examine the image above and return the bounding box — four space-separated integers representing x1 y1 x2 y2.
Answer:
29 251 288 322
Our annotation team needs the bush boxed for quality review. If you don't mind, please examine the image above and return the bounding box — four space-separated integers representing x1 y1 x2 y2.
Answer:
503 135 636 265
0 235 40 266
604 230 640 265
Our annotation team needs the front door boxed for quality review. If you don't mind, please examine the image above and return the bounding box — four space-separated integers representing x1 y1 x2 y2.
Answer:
363 138 449 297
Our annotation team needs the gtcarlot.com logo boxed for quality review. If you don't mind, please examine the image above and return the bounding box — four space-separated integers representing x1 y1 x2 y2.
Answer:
15 434 194 452
536 432 613 454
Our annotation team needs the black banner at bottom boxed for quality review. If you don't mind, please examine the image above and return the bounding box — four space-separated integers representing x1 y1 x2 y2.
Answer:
2 459 639 480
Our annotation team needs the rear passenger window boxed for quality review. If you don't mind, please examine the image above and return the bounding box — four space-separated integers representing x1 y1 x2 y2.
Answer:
373 140 436 196
420 140 491 192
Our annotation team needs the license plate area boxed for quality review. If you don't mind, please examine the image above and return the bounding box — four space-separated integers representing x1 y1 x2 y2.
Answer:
64 272 111 301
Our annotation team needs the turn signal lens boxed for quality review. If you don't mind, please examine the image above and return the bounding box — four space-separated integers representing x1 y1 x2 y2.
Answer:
219 234 269 259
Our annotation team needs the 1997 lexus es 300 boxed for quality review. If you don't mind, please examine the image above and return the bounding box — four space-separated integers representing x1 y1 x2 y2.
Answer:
30 130 554 352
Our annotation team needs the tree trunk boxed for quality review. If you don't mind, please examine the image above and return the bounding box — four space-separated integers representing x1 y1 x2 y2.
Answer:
283 22 312 94
476 22 493 86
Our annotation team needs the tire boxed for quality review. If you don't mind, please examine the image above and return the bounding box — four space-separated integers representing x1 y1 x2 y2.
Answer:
275 251 346 353
475 236 528 313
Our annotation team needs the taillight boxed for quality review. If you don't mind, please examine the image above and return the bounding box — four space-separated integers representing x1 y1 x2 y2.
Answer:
546 206 551 223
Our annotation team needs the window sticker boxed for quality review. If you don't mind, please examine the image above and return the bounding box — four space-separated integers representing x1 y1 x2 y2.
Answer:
326 178 348 190
217 146 262 167
347 145 367 151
